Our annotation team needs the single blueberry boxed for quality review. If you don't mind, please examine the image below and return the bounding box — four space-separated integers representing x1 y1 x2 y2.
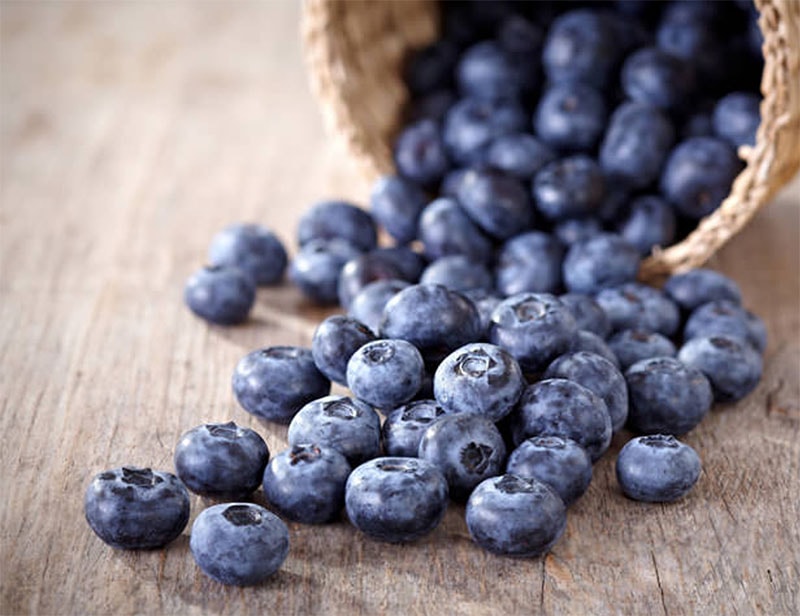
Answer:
463 288 503 341
486 133 556 180
346 339 426 411
184 265 256 326
232 346 330 424
174 422 269 499
545 351 629 433
394 119 450 187
287 395 381 466
420 255 493 294
418 413 507 501
616 435 701 502
553 217 604 247
433 342 525 422
660 136 742 219
509 378 612 462
506 436 592 506
562 233 641 295
456 40 533 101
569 330 620 368
312 315 377 386
369 175 428 245
456 168 533 240
297 200 377 252
348 279 410 335
466 474 566 558
381 400 446 458
599 101 675 191
559 293 612 339
289 238 362 305
443 97 527 165
208 224 288 286
495 231 565 297
418 197 494 264
595 282 680 336
369 246 427 283
617 195 677 256
534 82 607 152
496 14 543 57
625 357 713 435
84 467 190 550
190 503 289 586
620 46 695 112
663 268 742 313
608 329 677 371
684 300 767 353
489 293 578 373
337 251 409 310
532 155 605 222
678 335 763 403
262 444 352 524
345 457 449 543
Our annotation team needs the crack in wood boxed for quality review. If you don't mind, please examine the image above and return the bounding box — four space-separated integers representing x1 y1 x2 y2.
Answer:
650 550 668 616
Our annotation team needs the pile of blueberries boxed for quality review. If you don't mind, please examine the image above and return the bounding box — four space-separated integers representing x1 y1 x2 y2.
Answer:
86 0 770 587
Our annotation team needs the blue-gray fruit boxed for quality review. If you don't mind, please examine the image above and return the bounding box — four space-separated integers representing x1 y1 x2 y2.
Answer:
381 400 446 457
311 315 377 386
562 233 641 295
184 265 256 325
608 329 677 371
678 335 763 403
616 435 701 502
346 339 426 410
208 223 287 286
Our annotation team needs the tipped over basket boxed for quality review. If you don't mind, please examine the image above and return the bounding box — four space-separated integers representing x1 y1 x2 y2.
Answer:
302 0 800 281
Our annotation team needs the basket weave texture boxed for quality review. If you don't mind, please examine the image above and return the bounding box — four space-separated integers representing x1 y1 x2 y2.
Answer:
302 0 800 279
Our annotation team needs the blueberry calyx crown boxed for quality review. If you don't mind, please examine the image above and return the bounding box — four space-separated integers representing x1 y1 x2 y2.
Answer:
207 421 242 439
513 299 547 322
363 341 396 364
461 442 494 474
376 459 419 473
322 399 359 420
223 504 262 526
530 435 567 450
495 474 536 494
456 350 495 378
120 467 162 487
640 434 679 449
290 444 322 464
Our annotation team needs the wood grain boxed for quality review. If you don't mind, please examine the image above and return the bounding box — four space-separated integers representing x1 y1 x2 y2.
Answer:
1 3 798 615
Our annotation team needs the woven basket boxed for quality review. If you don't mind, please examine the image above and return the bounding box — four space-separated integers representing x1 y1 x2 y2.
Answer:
302 0 800 280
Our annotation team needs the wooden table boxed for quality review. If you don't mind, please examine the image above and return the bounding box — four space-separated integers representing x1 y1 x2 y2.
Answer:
1 3 798 614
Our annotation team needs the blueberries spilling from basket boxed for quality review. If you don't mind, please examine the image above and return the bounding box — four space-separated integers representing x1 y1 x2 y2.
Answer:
87 0 769 585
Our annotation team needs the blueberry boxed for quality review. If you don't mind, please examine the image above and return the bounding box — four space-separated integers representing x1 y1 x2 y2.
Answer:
620 46 695 112
348 279 410 335
617 195 677 256
495 231 564 297
506 436 592 506
456 41 532 101
678 334 763 403
369 246 427 282
289 238 362 305
663 268 742 313
545 351 629 433
713 92 761 149
553 217 604 247
656 7 722 82
608 329 677 371
208 224 288 286
418 413 507 501
404 40 458 97
510 378 612 461
345 457 449 543
462 288 503 340
486 133 556 181
381 400 446 457
559 293 612 338
534 82 607 152
262 444 352 524
84 467 190 550
456 168 533 240
569 330 620 368
184 265 256 325
346 340 426 410
625 357 713 436
440 167 471 198
232 346 330 424
496 14 543 57
599 101 675 191
443 97 527 165
297 200 377 252
420 255 493 294
190 503 289 586
174 422 269 499
312 315 377 386
489 293 578 373
660 136 742 219
369 175 428 245
433 342 525 422
418 197 494 263
532 155 605 221
684 300 767 353
287 395 381 466
542 9 624 89
595 282 680 336
394 118 450 187
380 283 482 366
562 233 641 295
616 434 701 503
337 251 409 310
466 474 566 558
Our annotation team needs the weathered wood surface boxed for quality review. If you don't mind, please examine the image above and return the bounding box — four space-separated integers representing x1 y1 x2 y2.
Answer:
1 3 798 615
